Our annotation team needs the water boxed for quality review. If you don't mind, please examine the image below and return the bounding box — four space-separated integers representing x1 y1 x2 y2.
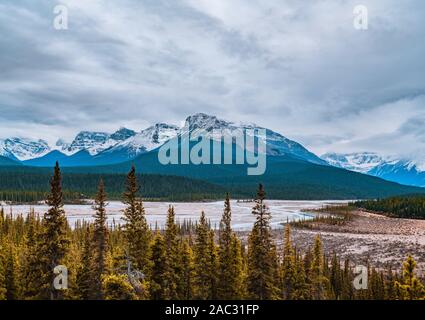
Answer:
3 200 346 231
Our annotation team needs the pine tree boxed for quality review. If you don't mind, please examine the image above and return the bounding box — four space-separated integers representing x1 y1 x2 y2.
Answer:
281 224 296 299
193 212 217 299
76 226 95 300
247 184 279 300
395 255 425 300
122 165 151 276
20 211 42 299
217 194 243 299
92 178 110 299
341 259 354 300
163 206 181 299
180 239 194 300
0 242 6 300
230 234 246 298
32 162 70 300
149 232 169 300
292 251 309 299
329 252 342 299
4 241 18 300
208 229 219 300
310 235 328 300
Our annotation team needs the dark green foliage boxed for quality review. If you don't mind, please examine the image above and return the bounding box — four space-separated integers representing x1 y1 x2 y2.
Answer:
122 166 152 275
92 178 110 299
247 184 279 300
355 194 425 219
0 166 424 301
30 162 70 300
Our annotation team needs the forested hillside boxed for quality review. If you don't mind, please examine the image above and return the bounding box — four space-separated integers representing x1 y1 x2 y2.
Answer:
0 166 228 202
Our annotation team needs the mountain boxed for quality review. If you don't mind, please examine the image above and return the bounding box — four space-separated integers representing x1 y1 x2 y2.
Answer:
368 160 425 187
62 148 425 200
0 155 21 166
5 113 327 168
181 113 326 165
321 152 425 187
23 150 94 167
99 123 180 161
321 152 387 174
0 137 50 161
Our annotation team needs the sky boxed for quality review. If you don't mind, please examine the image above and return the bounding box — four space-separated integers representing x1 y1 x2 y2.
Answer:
0 0 424 158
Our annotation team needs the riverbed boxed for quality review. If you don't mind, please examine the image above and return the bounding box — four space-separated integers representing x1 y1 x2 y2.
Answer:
3 200 346 231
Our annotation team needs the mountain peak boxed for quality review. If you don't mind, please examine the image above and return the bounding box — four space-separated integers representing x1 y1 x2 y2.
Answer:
110 127 136 141
185 113 231 131
321 152 387 174
0 137 50 161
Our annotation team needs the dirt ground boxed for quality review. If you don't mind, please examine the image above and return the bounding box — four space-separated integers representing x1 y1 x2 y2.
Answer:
239 210 425 274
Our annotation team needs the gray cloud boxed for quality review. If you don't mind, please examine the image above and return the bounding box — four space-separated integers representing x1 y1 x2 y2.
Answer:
0 0 424 159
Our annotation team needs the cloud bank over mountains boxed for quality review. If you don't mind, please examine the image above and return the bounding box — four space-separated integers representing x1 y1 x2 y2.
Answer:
0 0 424 161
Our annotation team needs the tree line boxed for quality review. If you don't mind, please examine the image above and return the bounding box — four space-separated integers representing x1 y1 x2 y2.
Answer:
355 195 425 219
0 163 424 300
0 169 230 203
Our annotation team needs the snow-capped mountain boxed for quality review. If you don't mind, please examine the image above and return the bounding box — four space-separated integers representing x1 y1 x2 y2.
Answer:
321 152 387 174
0 137 50 161
55 128 137 156
103 123 180 158
3 113 328 167
181 113 326 165
322 152 425 187
368 159 425 187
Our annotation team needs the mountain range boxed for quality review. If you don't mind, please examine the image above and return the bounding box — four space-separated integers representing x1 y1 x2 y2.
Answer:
0 113 325 167
1 113 425 197
321 152 425 187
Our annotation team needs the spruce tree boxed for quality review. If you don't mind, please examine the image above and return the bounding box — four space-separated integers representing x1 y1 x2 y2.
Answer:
163 206 181 299
34 162 70 300
247 184 279 300
193 212 217 299
4 242 18 300
217 194 243 299
281 224 296 299
0 243 6 300
122 166 151 276
20 212 42 299
92 178 109 299
76 226 95 300
292 251 309 299
329 252 342 299
310 235 328 300
149 232 169 300
180 238 194 300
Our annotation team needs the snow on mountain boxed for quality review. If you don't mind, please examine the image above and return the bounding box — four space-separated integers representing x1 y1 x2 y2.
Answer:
59 128 137 156
321 152 387 174
321 152 425 187
181 113 326 164
110 127 136 141
0 137 50 161
1 113 327 166
103 123 180 158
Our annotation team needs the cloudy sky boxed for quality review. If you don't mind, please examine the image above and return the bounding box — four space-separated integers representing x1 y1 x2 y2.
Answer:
0 0 424 158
